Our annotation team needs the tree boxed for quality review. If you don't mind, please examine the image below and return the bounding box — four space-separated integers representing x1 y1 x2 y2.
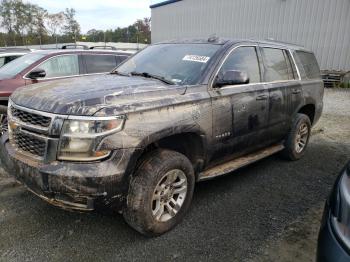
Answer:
0 0 48 46
26 3 48 45
63 8 80 42
134 17 151 44
46 12 65 46
0 0 16 45
86 29 105 42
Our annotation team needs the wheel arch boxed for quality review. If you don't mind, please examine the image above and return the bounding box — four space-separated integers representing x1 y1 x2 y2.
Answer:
124 127 208 181
297 104 316 125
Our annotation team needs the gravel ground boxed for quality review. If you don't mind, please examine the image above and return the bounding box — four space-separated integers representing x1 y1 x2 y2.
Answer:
0 89 349 262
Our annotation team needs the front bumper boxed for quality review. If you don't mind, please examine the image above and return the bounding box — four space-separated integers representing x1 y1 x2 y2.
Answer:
0 133 139 212
317 204 350 262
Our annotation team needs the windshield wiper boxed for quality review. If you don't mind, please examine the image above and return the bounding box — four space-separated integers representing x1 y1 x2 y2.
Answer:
130 71 175 85
111 71 129 76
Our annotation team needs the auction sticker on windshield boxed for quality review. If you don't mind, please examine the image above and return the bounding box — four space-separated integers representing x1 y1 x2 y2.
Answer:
183 55 210 63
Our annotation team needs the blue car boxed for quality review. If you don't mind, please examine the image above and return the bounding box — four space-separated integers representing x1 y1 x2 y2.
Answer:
317 161 350 261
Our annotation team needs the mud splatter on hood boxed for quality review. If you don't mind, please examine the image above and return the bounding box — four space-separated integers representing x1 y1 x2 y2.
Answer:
10 74 186 116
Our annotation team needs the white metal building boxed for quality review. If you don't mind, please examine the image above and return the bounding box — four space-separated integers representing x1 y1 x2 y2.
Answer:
151 0 350 72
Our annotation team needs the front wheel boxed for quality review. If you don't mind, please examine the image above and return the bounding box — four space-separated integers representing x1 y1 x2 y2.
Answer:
123 149 195 237
281 113 311 161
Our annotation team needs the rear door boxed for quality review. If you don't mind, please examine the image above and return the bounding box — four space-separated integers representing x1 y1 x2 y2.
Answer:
260 47 301 142
208 45 269 162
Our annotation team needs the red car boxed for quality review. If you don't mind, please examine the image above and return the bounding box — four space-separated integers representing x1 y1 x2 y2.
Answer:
0 49 131 114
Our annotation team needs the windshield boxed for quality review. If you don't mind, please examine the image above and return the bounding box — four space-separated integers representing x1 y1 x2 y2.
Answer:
0 53 45 79
115 44 221 85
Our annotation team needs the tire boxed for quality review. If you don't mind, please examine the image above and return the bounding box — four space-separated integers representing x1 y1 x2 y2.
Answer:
123 149 195 237
281 113 311 161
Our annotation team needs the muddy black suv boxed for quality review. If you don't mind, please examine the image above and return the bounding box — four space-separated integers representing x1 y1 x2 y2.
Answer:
0 38 324 236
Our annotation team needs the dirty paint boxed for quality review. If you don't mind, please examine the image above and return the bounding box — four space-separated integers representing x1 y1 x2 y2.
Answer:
0 39 324 212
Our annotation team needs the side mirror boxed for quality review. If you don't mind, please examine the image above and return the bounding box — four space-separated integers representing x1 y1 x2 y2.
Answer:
215 70 249 88
27 68 46 79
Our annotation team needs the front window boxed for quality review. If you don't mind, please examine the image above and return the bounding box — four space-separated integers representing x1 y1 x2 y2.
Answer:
38 55 79 78
219 47 261 83
0 53 45 79
116 44 221 85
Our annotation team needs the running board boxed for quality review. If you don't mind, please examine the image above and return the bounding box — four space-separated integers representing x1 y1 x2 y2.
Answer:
198 144 285 181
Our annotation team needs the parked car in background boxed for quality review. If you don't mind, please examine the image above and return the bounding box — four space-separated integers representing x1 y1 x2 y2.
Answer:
0 48 31 68
0 49 131 114
0 38 323 236
317 161 350 262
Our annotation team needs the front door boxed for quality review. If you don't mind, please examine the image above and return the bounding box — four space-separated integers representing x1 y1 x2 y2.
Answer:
208 46 269 163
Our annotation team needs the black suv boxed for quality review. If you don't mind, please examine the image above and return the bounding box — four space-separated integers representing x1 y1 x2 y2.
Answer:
0 38 324 236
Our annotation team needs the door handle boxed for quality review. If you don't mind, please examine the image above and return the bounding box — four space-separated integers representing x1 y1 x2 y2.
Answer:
256 94 268 101
292 89 301 94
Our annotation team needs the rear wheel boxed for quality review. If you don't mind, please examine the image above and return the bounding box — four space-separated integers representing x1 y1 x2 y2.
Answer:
123 149 195 237
281 113 311 161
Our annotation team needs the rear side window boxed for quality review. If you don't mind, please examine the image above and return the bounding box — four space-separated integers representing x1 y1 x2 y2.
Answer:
84 55 117 74
39 55 79 78
0 57 5 67
219 46 261 83
295 51 321 79
262 48 294 81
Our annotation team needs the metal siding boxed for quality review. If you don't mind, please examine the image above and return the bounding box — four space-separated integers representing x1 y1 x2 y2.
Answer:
151 0 350 71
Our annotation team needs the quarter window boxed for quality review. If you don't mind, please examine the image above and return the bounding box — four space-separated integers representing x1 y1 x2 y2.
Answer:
39 55 79 78
262 48 292 81
84 55 117 74
219 47 261 84
295 51 321 79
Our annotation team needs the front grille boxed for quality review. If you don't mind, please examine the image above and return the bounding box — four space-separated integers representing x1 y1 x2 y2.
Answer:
11 107 51 128
12 130 46 157
0 115 7 134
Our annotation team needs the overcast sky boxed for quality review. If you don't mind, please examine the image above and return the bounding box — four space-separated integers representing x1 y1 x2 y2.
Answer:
30 0 163 33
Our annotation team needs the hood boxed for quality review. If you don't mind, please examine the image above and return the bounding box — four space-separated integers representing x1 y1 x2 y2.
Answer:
0 78 26 98
10 74 187 116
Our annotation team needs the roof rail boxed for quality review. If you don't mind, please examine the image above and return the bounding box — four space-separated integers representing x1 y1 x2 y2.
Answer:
264 38 301 47
62 44 89 50
89 46 117 50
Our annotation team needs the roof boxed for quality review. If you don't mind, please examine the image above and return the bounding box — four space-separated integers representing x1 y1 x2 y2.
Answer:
30 49 132 56
154 37 308 51
150 0 183 9
156 37 231 45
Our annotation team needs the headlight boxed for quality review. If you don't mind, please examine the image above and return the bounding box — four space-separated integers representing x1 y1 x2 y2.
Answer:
58 116 125 161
